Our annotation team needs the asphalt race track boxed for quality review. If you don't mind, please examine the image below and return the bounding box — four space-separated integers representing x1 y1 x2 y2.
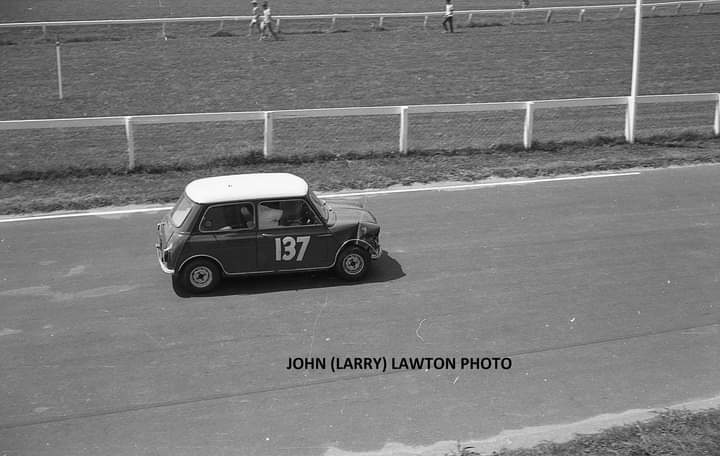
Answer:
1 165 719 455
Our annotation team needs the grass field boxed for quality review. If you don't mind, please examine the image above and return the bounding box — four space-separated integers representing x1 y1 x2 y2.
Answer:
0 1 718 214
483 408 720 456
1 0 700 21
1 11 718 175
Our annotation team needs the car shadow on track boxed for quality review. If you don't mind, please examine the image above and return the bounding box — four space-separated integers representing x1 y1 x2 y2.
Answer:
172 250 404 297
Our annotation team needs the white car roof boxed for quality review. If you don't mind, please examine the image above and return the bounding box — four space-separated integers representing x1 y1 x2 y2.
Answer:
185 173 309 204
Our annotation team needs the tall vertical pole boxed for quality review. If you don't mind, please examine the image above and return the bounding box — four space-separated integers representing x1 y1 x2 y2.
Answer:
55 39 63 100
627 0 642 143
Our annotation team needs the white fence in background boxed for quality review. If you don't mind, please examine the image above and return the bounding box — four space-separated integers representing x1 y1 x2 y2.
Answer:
0 93 718 170
1 0 719 37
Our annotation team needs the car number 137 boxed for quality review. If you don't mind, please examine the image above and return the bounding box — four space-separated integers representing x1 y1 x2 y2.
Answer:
275 236 311 261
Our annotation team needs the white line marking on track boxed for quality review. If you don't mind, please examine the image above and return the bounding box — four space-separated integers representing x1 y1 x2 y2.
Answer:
0 206 173 224
321 172 641 198
0 172 640 224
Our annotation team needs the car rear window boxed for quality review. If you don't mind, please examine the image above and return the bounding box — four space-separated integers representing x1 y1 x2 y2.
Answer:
170 194 194 227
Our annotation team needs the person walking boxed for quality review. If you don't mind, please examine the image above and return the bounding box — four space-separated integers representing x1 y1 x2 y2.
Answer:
248 0 261 36
260 1 280 40
442 0 455 33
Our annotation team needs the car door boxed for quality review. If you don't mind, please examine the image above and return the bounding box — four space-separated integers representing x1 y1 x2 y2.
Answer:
256 199 333 271
188 202 257 274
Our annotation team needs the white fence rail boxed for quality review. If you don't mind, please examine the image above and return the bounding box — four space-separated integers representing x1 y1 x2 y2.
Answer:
0 93 718 170
1 0 718 36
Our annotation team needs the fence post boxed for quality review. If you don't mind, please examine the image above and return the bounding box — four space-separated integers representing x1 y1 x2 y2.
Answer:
467 13 473 25
161 22 167 40
714 93 720 136
263 111 273 158
523 102 534 149
276 18 281 31
55 39 63 100
675 4 681 14
379 16 384 28
650 5 657 16
125 116 135 170
330 16 336 31
510 11 515 24
545 10 553 23
423 15 428 29
578 9 586 22
625 96 635 143
399 106 409 154
42 25 47 39
697 3 704 13
616 7 624 18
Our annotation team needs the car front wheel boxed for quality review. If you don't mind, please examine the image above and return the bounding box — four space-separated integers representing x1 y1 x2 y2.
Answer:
335 246 370 281
180 258 221 293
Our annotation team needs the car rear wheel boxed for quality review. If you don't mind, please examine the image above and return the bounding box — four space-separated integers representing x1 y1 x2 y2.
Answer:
335 246 370 281
180 258 221 293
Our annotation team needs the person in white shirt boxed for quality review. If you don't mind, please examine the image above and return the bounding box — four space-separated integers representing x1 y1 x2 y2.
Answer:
260 1 280 40
248 0 261 36
442 0 455 33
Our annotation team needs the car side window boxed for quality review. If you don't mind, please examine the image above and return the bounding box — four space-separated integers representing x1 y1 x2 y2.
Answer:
200 203 255 232
258 200 319 229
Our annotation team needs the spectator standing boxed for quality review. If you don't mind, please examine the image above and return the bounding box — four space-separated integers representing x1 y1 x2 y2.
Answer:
248 0 261 36
260 2 280 40
442 0 455 33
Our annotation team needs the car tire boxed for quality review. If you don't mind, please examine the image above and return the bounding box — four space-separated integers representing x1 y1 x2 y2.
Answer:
335 246 370 281
180 258 221 293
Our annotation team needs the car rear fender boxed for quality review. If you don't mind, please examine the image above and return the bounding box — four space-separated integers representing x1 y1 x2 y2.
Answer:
177 254 227 277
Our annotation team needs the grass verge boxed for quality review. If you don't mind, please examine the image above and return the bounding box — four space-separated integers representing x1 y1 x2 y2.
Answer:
453 407 720 456
2 133 719 215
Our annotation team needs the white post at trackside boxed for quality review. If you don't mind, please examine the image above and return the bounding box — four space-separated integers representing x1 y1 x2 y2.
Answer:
55 39 63 99
627 0 642 143
523 101 535 149
714 93 720 136
399 106 409 154
263 111 273 158
125 116 135 170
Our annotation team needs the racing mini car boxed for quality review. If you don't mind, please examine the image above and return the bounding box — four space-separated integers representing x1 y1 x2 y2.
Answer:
156 173 381 293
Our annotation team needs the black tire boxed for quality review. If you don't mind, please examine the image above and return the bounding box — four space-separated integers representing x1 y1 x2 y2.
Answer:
335 246 370 281
179 258 221 293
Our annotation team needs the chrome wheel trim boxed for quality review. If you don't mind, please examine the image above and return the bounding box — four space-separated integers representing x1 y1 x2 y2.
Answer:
189 265 213 288
342 252 365 275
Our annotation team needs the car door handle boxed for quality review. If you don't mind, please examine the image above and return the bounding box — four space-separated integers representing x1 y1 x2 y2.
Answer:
260 233 274 238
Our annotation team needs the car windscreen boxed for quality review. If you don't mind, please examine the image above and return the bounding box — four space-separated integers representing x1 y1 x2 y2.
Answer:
308 191 329 222
170 194 194 227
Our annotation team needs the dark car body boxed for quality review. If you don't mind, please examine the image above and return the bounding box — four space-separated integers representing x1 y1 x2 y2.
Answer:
156 173 381 293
